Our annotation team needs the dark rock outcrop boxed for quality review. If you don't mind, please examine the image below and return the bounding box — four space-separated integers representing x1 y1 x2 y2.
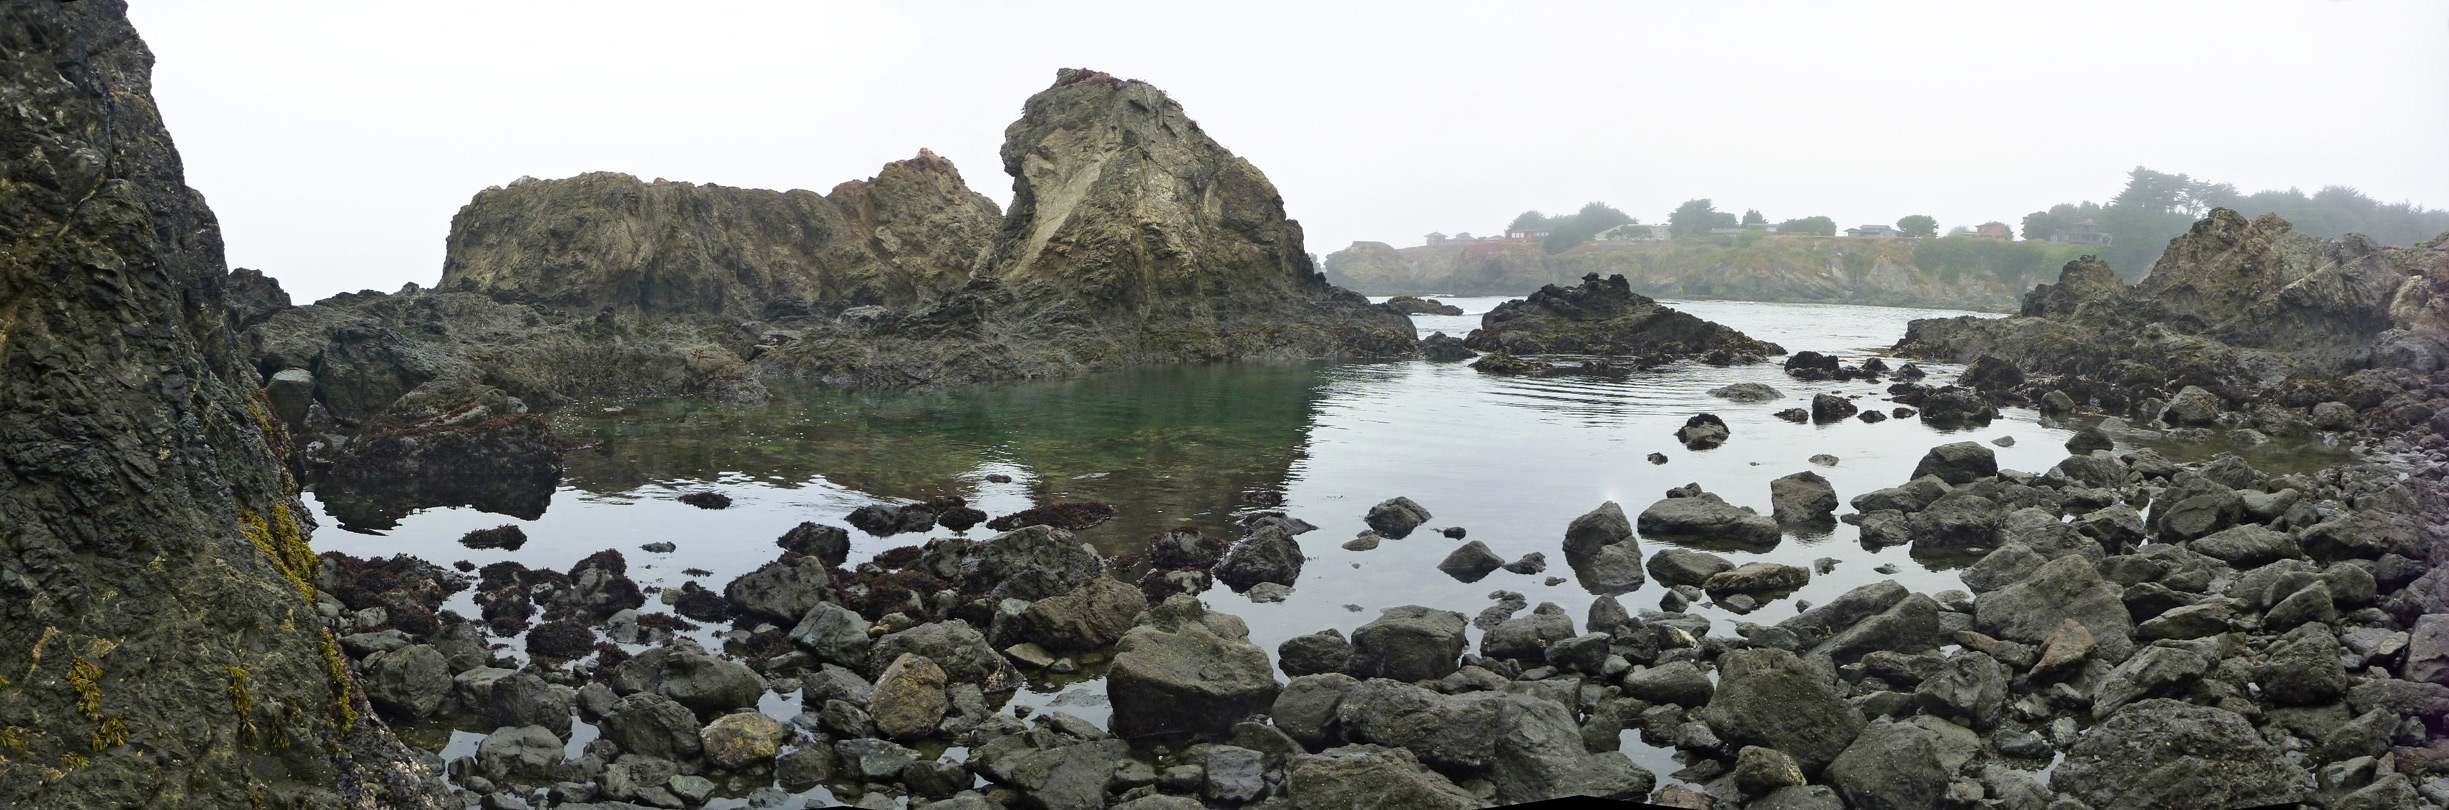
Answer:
0 3 449 805
1462 273 1784 360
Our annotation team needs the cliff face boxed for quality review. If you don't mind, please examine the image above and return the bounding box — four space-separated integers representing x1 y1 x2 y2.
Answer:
1326 236 2053 311
438 150 1001 318
0 2 447 807
987 69 1345 312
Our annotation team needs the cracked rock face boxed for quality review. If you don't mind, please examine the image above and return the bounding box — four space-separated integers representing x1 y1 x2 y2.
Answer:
0 1 448 806
440 150 1002 319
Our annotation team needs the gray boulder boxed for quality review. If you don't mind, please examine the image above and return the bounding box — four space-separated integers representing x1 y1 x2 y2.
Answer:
1352 606 1468 682
2091 645 2211 718
1278 629 1356 678
1365 497 1433 539
1335 679 1648 804
1699 648 1865 772
1906 493 2003 551
1284 745 1484 810
1214 524 1306 592
722 556 836 625
1436 541 1505 581
1911 441 1997 484
1017 575 1146 651
1807 593 1942 666
2051 699 2310 810
1708 382 1783 402
1107 596 1281 738
1848 475 1949 513
2189 524 2301 568
868 653 950 741
1912 651 2007 728
1562 501 1634 558
1620 661 1714 707
476 724 563 785
483 672 574 740
974 525 1105 601
1703 562 1809 598
1482 607 1575 662
600 693 704 761
1826 719 1951 810
1273 673 1360 749
1959 543 2045 593
361 644 451 720
2258 623 2350 706
1974 554 2134 662
787 602 871 668
871 621 1023 693
1636 493 1779 548
1770 471 1838 524
608 641 764 716
1646 547 1733 588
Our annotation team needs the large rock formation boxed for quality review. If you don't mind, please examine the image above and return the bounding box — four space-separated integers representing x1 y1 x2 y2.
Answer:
438 151 1001 318
0 2 449 806
1462 273 1784 361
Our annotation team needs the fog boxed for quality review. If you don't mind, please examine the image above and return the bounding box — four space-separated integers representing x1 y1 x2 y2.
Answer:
130 0 2449 302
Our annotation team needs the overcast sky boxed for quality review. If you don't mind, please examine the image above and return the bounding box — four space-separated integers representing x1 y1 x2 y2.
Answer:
131 1 2449 303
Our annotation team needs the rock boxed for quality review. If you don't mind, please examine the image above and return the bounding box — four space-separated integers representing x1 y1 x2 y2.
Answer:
722 556 837 625
699 712 785 770
1646 548 1734 589
2066 426 2114 455
2258 623 2350 706
1911 441 1997 484
1703 562 1810 597
1482 607 1577 662
986 500 1116 532
1215 525 1307 592
1461 273 1784 361
1913 652 2008 728
1334 678 1645 803
1676 413 1731 450
1499 552 1547 575
1204 745 1267 803
484 673 574 740
1108 596 1281 737
1420 332 1477 361
1974 555 2135 663
363 644 453 720
871 621 1022 693
1365 497 1433 539
1273 672 1360 749
600 693 704 762
1351 606 1469 682
1811 394 1859 422
1960 355 2026 392
1916 387 1999 429
2261 581 2339 631
1567 543 1647 594
1751 785 1845 810
1699 648 1866 772
1437 541 1506 581
868 653 951 741
2163 385 2223 426
608 642 765 717
1776 407 1810 422
2030 618 2097 674
2040 389 2078 414
1960 543 2046 593
1544 633 1611 674
476 725 563 785
1806 593 1943 666
1826 719 1951 810
1849 475 1949 513
1770 471 1838 524
2091 645 2211 717
1016 575 1146 651
1907 494 2004 551
1277 629 1355 678
2408 614 2449 686
1709 382 1783 402
1341 533 1381 551
1145 526 1229 569
1384 295 1465 316
1621 661 1714 707
973 525 1105 601
776 522 852 567
2052 699 2310 810
1733 745 1808 799
1636 493 1779 548
788 602 871 669
1284 745 1482 810
834 738 924 782
2136 601 2233 640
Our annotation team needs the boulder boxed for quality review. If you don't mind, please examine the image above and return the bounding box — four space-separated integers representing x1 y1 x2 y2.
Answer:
1811 393 1859 422
869 653 951 741
1974 555 2135 662
1769 471 1838 524
1699 648 1866 772
787 602 872 668
2091 645 2211 717
600 693 704 762
475 725 563 785
1959 543 2046 593
1562 501 1635 558
1203 745 1267 803
1107 596 1281 738
608 642 764 717
1620 661 1714 707
1709 382 1783 402
2258 623 2350 706
1365 497 1433 539
1436 541 1505 581
1826 720 1952 810
699 712 786 771
2051 699 2310 810
1806 593 1942 666
1284 745 1483 810
871 621 1023 693
1676 413 1731 450
1278 629 1356 678
1913 652 2008 728
1906 493 2004 551
1482 607 1576 662
362 644 452 720
1646 548 1734 589
1704 562 1810 597
1334 678 1648 804
483 672 573 740
1848 475 1949 513
1460 272 1784 361
1636 493 1779 548
1273 673 1360 749
776 522 852 567
973 525 1104 601
722 556 836 625
1351 606 1469 682
1016 575 1146 651
2163 385 2223 426
1214 525 1306 592
1567 543 1646 594
1911 441 1997 485
1733 745 1808 800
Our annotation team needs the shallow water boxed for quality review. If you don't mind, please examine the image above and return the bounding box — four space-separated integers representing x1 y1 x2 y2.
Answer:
315 296 2128 793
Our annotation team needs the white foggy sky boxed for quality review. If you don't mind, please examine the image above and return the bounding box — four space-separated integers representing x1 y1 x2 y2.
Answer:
129 1 2449 303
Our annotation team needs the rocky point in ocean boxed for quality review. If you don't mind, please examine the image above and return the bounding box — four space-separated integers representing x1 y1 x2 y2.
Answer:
1463 273 1785 365
0 2 449 806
